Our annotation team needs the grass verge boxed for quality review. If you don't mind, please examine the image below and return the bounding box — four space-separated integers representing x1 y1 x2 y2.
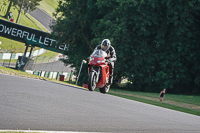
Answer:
0 66 47 80
108 89 200 116
0 66 75 87
33 50 59 63
38 0 59 17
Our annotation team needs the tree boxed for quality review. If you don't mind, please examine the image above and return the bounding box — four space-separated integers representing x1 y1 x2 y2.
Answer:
15 0 42 23
51 0 99 85
3 0 14 19
3 0 41 23
52 0 200 94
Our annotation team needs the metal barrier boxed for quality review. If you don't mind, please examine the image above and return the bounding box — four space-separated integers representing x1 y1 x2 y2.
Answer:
0 56 75 81
29 56 75 81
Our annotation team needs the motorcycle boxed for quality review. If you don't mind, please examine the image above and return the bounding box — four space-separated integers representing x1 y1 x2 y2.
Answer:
88 49 110 93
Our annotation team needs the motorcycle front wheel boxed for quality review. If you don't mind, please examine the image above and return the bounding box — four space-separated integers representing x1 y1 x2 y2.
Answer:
99 85 110 94
88 71 97 91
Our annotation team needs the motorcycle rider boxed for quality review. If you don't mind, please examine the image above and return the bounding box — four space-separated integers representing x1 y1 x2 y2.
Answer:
95 39 117 87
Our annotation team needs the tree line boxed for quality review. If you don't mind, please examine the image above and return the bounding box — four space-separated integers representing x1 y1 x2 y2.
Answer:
51 0 200 94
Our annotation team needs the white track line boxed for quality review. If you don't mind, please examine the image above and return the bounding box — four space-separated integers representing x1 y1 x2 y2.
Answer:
0 130 100 133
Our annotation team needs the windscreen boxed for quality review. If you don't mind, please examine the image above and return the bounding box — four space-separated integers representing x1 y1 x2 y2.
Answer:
92 49 107 58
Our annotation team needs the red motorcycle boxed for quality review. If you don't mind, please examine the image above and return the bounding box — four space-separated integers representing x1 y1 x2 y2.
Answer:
88 49 110 93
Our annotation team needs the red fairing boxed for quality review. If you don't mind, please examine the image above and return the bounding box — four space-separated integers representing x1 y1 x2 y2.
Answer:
96 65 109 88
88 51 110 88
89 55 105 66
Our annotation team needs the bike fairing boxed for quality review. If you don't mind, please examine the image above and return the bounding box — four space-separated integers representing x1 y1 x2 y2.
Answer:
88 49 111 93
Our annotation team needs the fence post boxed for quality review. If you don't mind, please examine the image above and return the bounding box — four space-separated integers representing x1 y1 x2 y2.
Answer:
57 60 60 72
33 56 39 70
76 60 87 85
8 51 13 67
2 59 5 66
69 70 73 82
51 71 54 79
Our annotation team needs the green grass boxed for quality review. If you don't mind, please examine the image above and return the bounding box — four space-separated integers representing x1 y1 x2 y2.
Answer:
0 66 76 86
38 50 58 58
0 59 16 64
165 94 200 106
0 36 26 53
110 89 200 106
108 88 200 116
34 50 59 63
38 0 64 18
0 66 46 79
38 0 59 17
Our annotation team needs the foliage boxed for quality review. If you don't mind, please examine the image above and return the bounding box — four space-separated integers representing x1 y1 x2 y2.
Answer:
52 0 200 94
3 0 41 22
109 89 200 116
20 0 42 13
4 0 42 13
51 0 98 85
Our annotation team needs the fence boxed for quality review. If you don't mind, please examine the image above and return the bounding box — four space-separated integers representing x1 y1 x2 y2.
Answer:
0 56 75 81
30 56 75 81
0 58 15 68
0 49 46 59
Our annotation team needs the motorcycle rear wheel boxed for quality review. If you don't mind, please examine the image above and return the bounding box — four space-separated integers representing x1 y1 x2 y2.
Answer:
99 85 110 94
88 72 97 91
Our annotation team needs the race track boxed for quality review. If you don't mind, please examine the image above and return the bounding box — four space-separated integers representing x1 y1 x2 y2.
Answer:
28 7 55 32
0 73 200 132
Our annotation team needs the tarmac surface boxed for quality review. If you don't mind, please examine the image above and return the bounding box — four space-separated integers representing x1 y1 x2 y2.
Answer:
0 73 200 133
28 7 55 32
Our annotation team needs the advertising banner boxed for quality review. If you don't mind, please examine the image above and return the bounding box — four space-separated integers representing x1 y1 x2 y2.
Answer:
0 19 67 53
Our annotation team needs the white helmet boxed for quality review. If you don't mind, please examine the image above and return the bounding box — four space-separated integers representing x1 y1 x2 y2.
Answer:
101 39 111 51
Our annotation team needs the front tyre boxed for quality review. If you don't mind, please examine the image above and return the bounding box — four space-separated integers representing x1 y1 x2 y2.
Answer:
99 85 110 94
88 72 97 91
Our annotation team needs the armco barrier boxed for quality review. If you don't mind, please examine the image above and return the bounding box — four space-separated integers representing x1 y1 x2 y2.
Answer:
0 49 46 59
26 70 73 80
